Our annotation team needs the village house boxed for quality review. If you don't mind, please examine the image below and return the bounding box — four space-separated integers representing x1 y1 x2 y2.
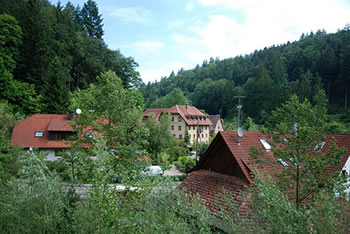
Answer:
208 115 224 136
10 113 96 161
179 131 350 214
143 105 212 144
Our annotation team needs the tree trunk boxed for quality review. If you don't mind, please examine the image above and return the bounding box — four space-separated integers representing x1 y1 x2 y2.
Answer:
345 86 348 109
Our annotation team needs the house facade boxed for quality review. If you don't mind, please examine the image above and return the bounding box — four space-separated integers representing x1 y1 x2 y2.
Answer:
208 115 224 136
143 105 212 144
11 114 76 160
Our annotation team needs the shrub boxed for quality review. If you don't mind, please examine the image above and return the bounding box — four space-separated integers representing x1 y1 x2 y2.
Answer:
168 146 187 162
176 156 196 172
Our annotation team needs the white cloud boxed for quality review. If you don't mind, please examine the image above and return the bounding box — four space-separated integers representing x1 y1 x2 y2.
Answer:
120 41 164 54
176 0 350 62
138 62 188 83
186 3 194 11
107 7 153 24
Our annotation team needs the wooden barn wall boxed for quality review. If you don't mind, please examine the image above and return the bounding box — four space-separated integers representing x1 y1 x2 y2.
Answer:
202 139 247 182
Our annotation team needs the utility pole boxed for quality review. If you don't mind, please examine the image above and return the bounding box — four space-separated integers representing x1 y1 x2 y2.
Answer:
234 96 245 128
196 118 200 161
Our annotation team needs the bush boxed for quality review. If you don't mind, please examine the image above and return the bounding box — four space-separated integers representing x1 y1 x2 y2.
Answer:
168 146 187 163
176 156 196 172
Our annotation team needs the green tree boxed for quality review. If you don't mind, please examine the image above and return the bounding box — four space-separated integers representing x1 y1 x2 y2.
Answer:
145 113 173 162
339 45 350 109
0 103 23 183
0 13 41 115
80 0 104 40
71 70 147 159
150 88 189 108
41 56 71 114
252 94 346 207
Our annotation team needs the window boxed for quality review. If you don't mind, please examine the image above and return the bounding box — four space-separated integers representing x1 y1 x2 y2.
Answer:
259 139 271 151
205 126 207 130
193 126 195 130
173 134 176 137
201 134 203 138
206 134 207 138
178 126 181 131
178 116 182 122
277 158 288 167
193 134 195 139
172 116 174 121
34 131 44 138
179 134 182 139
314 142 325 152
49 132 56 141
171 125 174 130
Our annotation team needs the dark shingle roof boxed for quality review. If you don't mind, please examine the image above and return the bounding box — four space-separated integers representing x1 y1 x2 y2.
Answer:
179 170 249 215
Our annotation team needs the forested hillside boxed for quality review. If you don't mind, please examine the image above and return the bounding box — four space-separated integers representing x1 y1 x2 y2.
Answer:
0 0 141 115
141 28 350 124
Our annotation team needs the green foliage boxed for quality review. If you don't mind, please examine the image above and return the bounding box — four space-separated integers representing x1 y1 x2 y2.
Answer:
243 116 258 131
0 151 67 233
150 88 189 108
240 175 350 233
80 0 104 40
0 103 23 183
145 113 173 162
142 28 350 123
71 70 148 159
176 156 196 172
254 94 346 206
168 145 187 162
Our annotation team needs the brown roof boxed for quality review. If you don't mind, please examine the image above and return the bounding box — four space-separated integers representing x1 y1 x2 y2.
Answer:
179 170 249 216
143 105 212 126
192 131 283 184
192 131 350 184
11 114 73 149
143 108 170 120
323 133 350 177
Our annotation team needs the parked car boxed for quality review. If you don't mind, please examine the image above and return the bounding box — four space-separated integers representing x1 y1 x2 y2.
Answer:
141 165 163 176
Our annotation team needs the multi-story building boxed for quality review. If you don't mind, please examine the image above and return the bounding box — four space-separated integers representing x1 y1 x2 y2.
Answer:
143 105 212 144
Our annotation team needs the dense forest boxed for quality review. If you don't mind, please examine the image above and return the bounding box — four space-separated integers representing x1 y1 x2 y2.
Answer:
141 28 350 125
0 0 141 115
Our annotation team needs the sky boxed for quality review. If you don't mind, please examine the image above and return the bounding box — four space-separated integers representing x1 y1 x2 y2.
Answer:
51 0 350 84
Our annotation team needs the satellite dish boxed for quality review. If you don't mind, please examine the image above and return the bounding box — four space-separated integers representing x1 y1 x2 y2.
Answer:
76 108 82 115
237 127 244 138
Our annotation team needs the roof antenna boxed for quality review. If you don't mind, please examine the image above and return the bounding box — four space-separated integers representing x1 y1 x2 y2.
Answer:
234 95 245 144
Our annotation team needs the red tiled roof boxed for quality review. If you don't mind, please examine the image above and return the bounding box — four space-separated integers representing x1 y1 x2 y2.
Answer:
179 170 249 215
47 118 73 131
192 131 283 183
192 131 350 183
143 105 212 126
322 134 350 177
11 114 73 149
143 108 170 120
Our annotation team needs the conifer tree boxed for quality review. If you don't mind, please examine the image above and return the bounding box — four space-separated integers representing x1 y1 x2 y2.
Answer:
80 0 104 40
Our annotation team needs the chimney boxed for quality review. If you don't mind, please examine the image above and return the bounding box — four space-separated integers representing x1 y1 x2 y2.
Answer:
68 112 74 120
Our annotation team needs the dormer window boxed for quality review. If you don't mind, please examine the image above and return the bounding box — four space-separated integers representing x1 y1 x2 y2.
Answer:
259 139 271 151
314 142 325 152
35 131 44 138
